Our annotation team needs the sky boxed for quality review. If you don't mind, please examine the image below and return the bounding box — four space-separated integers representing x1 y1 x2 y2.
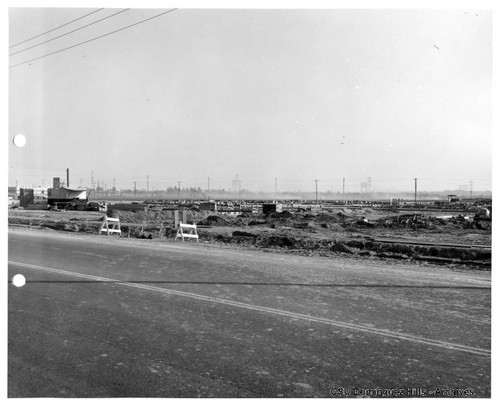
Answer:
7 4 493 193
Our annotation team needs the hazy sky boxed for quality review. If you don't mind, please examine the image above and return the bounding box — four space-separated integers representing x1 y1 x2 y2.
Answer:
8 7 492 192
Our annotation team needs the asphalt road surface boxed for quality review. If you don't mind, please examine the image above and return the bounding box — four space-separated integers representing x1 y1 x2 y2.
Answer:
8 228 491 398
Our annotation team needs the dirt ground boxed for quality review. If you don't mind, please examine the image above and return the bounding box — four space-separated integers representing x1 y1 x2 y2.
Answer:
8 206 491 269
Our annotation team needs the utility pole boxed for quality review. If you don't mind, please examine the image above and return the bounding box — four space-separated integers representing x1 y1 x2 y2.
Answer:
314 179 319 203
133 181 137 197
66 168 70 188
413 178 418 203
113 178 116 192
469 181 473 199
177 181 181 200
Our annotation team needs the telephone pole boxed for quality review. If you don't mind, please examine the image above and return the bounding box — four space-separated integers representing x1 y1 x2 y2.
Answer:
314 179 319 203
413 178 418 203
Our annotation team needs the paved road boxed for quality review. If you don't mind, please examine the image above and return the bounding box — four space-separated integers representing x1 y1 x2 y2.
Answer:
8 228 491 397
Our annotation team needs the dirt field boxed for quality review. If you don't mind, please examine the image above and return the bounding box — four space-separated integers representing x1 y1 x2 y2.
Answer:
8 206 491 269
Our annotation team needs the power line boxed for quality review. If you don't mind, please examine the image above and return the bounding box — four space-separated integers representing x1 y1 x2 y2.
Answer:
10 9 130 57
313 179 319 203
10 8 105 48
9 8 178 69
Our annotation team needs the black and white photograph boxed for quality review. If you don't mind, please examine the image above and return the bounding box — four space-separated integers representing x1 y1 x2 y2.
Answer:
5 0 494 399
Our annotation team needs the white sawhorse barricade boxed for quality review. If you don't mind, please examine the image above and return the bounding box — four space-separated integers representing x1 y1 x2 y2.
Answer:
175 222 199 242
99 215 122 236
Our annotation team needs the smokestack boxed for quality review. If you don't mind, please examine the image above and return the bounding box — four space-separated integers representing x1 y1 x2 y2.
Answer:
67 168 69 188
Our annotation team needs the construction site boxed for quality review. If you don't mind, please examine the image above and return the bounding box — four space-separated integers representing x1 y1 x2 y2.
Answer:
8 8 492 399
8 171 492 269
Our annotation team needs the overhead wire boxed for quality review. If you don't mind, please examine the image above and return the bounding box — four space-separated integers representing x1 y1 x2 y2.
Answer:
9 8 104 48
9 8 177 69
10 8 130 57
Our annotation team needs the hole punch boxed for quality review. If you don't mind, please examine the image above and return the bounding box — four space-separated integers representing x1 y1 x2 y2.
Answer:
12 274 26 287
13 134 27 148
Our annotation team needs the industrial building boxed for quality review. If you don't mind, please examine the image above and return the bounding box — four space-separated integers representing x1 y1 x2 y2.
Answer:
17 174 91 210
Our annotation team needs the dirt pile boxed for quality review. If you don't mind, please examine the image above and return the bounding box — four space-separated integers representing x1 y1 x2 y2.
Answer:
374 214 488 230
8 216 101 234
269 211 294 219
198 215 231 226
341 239 491 264
8 207 491 267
